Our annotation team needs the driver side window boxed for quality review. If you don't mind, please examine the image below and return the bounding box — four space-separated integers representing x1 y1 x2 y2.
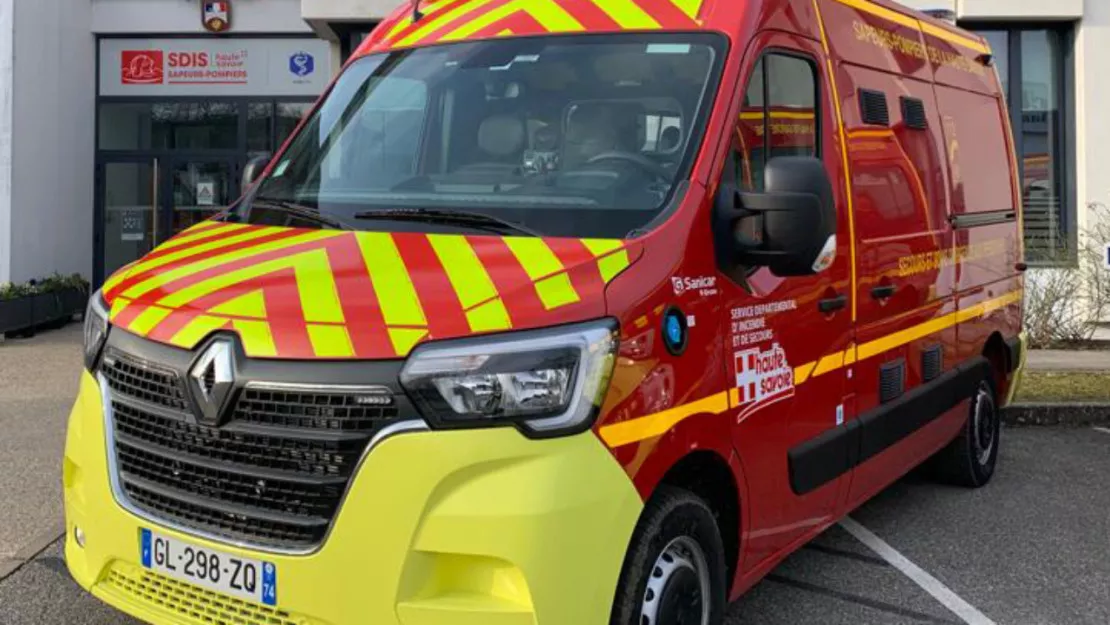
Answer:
734 53 819 191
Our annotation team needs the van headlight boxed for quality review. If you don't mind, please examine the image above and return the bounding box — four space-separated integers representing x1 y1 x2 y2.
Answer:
400 319 618 438
83 290 110 371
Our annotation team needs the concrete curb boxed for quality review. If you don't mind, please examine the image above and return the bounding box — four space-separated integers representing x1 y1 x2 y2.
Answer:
1003 403 1110 427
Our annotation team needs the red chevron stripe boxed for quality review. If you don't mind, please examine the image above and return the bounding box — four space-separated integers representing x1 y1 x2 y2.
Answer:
374 10 412 45
636 0 700 27
105 228 307 302
141 273 315 358
133 227 240 264
109 300 151 332
385 0 492 46
393 234 471 340
143 307 201 344
410 0 517 46
560 0 621 29
468 10 547 39
174 220 228 238
468 236 548 325
325 238 394 357
546 238 608 300
120 236 343 309
257 271 316 358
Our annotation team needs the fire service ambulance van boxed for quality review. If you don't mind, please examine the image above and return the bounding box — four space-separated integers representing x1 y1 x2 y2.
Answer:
64 0 1027 623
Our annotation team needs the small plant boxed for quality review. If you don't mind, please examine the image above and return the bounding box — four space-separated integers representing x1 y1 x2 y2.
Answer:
0 273 90 299
0 282 34 300
35 272 89 294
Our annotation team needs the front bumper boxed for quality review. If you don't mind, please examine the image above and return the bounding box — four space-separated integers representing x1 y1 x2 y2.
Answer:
63 371 643 625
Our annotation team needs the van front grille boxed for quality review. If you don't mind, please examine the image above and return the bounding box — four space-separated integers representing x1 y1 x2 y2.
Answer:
113 402 364 477
102 349 401 550
103 353 187 411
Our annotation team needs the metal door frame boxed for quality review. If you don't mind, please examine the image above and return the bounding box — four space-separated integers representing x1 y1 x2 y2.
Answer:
94 155 162 287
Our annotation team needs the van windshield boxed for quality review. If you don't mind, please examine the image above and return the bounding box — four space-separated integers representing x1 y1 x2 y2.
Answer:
239 33 725 238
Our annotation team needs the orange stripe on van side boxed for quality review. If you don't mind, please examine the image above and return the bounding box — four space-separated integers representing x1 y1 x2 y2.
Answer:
598 290 1023 448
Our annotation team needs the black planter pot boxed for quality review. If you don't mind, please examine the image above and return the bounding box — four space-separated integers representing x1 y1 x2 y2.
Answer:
0 297 34 334
60 287 87 317
31 292 64 325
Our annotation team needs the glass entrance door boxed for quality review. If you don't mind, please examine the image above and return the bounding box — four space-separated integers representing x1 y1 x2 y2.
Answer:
98 157 241 281
100 159 159 280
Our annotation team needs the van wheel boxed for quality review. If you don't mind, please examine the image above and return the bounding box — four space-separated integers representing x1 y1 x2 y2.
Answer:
610 486 727 625
930 377 1000 488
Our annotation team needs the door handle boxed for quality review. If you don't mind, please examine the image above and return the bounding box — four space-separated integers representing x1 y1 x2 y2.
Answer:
818 294 848 313
871 284 897 299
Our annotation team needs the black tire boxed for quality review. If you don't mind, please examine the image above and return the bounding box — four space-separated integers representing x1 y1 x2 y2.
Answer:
930 376 1000 488
610 486 728 625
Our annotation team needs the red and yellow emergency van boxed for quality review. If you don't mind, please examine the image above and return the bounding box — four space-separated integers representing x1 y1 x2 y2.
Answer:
64 0 1027 623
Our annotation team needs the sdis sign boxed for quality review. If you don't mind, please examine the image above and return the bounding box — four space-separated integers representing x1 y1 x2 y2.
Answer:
121 49 249 87
103 39 331 97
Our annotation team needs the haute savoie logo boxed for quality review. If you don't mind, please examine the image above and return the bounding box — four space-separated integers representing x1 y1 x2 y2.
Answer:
734 343 795 420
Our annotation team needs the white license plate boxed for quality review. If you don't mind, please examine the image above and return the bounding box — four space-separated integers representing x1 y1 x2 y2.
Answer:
140 528 277 607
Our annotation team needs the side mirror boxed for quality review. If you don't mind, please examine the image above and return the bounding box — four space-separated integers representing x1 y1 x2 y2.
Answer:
715 156 837 277
241 153 273 192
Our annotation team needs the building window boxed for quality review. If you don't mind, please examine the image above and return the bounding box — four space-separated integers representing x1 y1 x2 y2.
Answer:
968 25 1074 265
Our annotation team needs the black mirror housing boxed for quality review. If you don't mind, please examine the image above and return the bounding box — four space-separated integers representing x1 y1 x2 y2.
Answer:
716 156 836 277
242 153 273 193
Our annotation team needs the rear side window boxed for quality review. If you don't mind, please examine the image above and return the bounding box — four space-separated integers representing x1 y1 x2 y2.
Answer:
735 53 819 191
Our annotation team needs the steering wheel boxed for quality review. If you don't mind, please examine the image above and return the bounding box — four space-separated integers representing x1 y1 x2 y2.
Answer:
586 151 671 181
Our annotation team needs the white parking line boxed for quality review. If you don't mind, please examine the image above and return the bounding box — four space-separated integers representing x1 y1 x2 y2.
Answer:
1094 427 1110 435
840 517 997 625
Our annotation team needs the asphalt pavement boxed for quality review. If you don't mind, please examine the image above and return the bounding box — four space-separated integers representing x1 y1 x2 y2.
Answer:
2 326 1110 624
1 427 1107 624
0 324 82 572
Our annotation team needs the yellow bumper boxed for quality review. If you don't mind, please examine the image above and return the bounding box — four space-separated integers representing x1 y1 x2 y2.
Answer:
63 371 643 625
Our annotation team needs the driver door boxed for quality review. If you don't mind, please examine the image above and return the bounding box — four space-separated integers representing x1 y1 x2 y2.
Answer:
717 34 856 571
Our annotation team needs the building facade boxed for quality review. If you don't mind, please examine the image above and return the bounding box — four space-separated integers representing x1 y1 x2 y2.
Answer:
0 0 345 287
0 0 1105 289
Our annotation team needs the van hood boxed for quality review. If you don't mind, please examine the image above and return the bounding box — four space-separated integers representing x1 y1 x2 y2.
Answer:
101 222 640 360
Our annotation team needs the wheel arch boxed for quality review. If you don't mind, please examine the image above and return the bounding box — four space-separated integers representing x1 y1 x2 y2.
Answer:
982 330 1010 396
654 449 742 587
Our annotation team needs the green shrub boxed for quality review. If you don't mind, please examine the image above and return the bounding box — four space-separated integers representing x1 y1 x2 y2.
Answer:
0 273 89 300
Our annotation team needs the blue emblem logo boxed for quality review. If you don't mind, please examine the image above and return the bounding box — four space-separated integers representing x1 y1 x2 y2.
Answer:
289 52 315 78
662 307 688 356
666 315 683 345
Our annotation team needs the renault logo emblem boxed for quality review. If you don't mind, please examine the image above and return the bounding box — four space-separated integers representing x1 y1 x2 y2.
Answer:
188 339 235 425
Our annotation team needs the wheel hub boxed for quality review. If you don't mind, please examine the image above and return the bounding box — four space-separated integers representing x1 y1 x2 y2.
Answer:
641 537 711 625
971 381 996 465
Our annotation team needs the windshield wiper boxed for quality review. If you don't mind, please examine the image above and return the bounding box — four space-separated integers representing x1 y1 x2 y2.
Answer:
351 208 542 237
249 198 355 231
